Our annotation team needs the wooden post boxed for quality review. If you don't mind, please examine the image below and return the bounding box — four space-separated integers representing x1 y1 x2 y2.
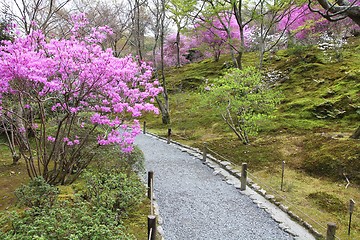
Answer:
202 142 207 162
150 178 154 215
148 215 156 240
240 163 247 191
167 128 171 144
281 161 285 191
148 171 154 199
326 222 336 240
143 121 146 134
348 199 355 236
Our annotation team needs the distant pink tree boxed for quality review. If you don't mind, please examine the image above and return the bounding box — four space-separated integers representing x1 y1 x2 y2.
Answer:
0 14 162 185
160 33 194 66
309 0 360 27
278 4 359 42
193 14 254 62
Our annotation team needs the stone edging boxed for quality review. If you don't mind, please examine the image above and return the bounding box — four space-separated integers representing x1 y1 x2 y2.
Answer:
152 193 165 239
145 132 322 239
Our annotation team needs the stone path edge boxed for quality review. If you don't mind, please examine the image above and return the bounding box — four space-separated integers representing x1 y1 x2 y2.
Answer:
143 132 320 240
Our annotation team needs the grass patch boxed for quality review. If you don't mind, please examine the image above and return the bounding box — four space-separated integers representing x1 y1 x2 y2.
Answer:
253 168 360 239
0 137 29 211
123 198 151 239
307 192 347 213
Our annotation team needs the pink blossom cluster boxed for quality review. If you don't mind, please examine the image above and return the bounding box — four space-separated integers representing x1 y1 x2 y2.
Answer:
0 16 162 153
192 14 254 59
159 33 199 66
278 4 359 41
159 13 256 67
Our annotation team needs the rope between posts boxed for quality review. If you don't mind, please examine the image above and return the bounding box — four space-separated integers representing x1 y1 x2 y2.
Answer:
207 147 233 163
146 129 351 239
206 146 330 235
245 169 329 233
206 145 341 236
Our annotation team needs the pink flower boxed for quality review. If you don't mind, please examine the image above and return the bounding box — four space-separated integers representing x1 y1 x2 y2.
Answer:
47 136 56 142
0 14 162 161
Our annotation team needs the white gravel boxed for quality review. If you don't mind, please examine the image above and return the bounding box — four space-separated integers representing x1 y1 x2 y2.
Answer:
135 133 296 240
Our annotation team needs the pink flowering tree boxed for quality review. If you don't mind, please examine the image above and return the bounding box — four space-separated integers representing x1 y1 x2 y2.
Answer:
159 33 200 67
309 0 360 27
0 15 162 185
278 4 327 41
193 13 254 64
278 4 359 44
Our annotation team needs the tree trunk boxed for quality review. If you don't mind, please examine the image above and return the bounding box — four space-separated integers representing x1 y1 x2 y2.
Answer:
156 0 170 125
176 28 181 67
155 95 170 124
236 51 243 70
350 126 360 139
161 109 170 124
259 47 265 69
316 0 360 27
15 102 29 151
134 0 143 61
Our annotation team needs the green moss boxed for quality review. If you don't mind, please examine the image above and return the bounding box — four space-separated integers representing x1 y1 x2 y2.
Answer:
307 192 347 213
122 198 150 239
302 135 360 184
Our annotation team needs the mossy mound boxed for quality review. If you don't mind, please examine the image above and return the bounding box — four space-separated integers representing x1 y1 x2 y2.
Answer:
302 135 360 184
307 191 347 213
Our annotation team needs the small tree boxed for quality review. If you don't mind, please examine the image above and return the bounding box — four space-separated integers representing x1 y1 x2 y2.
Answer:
204 67 280 144
0 15 162 185
167 0 197 67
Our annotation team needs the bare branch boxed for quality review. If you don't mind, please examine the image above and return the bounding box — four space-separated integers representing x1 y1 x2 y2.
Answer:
309 0 360 26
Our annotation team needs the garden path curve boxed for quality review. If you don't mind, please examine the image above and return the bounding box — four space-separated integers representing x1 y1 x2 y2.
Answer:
135 133 316 240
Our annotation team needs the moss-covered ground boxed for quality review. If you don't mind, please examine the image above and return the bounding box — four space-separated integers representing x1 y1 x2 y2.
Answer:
142 37 360 239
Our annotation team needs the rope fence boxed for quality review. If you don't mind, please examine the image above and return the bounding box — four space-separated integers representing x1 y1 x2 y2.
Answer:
245 169 329 234
207 147 233 163
142 124 358 240
205 146 357 240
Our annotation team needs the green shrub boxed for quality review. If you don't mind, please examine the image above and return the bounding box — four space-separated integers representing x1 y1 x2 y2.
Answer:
0 201 134 239
15 177 59 208
82 170 145 215
0 146 146 239
125 147 145 174
201 67 281 144
285 45 315 57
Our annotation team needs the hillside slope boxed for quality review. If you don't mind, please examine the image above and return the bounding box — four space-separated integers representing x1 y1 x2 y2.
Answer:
143 38 360 238
146 37 360 183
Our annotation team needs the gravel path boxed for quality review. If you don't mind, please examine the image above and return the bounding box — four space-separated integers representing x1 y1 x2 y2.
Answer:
135 133 303 240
